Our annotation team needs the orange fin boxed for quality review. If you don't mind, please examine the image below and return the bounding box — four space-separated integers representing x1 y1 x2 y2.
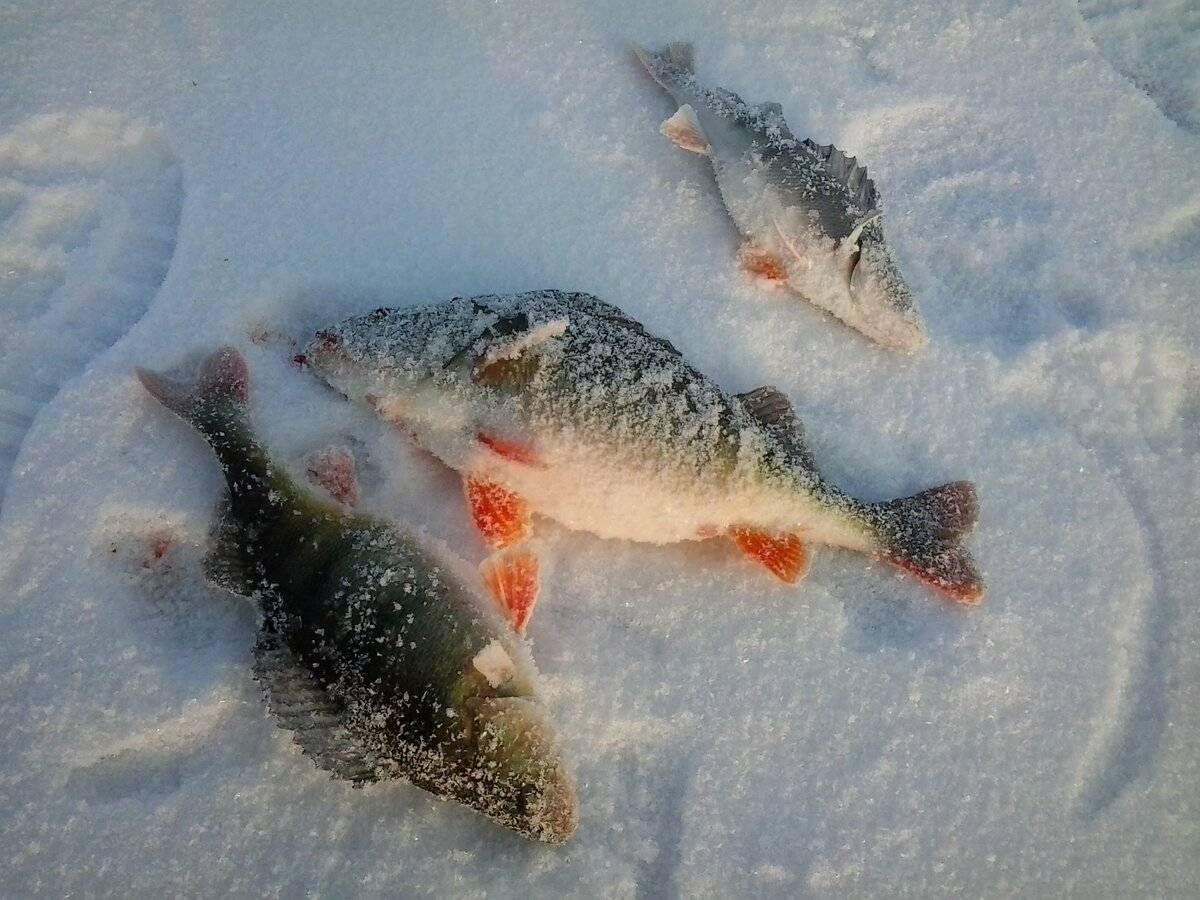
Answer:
729 527 809 583
476 431 544 468
737 243 788 283
304 446 359 507
479 548 540 634
464 474 532 549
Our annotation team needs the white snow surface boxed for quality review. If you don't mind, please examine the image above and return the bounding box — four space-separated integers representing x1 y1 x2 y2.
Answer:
1 2 1197 897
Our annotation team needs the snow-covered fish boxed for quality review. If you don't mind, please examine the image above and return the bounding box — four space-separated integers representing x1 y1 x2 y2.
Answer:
136 347 577 843
306 292 982 605
635 42 926 352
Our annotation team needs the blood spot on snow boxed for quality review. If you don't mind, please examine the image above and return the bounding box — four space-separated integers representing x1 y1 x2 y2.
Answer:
150 535 173 561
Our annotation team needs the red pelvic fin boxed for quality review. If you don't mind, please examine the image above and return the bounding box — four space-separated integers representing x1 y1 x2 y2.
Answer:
304 446 359 507
476 431 543 467
479 548 540 634
729 527 809 583
464 474 532 549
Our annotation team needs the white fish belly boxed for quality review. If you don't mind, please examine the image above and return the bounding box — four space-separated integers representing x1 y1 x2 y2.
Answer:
475 451 871 550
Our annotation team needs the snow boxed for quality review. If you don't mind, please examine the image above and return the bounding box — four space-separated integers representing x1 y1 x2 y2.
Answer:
0 1 1197 896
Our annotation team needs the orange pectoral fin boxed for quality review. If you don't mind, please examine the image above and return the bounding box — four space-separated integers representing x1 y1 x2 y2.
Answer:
479 548 540 634
464 475 532 549
729 527 809 583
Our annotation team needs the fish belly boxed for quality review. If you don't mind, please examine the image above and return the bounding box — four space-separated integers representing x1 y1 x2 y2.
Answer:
474 451 865 549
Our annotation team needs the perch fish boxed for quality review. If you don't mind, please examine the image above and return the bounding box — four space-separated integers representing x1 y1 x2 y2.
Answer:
636 42 926 352
136 347 577 843
307 292 982 608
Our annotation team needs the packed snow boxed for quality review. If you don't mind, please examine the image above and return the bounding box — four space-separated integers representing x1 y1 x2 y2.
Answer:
1 1 1197 897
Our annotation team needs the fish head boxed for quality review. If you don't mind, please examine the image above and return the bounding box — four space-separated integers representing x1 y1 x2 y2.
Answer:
306 302 475 388
308 299 564 442
464 695 578 843
305 300 496 435
841 217 927 352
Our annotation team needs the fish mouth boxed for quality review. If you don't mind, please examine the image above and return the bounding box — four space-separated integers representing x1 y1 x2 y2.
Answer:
305 329 344 369
843 276 926 351
855 305 928 353
468 696 578 843
304 328 362 387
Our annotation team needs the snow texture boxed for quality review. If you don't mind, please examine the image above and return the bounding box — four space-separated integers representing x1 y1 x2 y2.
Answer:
0 1 1197 897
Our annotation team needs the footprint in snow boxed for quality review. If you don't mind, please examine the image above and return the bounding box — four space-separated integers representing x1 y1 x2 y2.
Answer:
0 109 182 505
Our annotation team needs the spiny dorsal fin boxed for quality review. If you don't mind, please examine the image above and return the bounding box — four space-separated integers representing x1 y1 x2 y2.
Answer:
737 385 795 426
736 386 815 468
252 632 382 784
801 138 878 212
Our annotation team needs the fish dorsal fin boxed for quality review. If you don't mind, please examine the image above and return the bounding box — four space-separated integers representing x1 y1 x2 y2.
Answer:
802 139 878 212
204 494 262 596
737 385 795 426
736 386 815 468
252 631 383 784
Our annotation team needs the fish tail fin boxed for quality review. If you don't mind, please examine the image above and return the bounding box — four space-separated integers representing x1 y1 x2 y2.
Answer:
868 480 983 604
136 347 249 424
633 41 695 81
660 41 695 72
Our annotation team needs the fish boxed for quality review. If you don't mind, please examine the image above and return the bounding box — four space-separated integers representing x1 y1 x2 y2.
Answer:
634 42 927 352
136 347 577 843
306 291 983 607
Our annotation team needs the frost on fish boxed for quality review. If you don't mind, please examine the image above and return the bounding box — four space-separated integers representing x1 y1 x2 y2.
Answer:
307 291 982 603
634 42 927 352
135 347 577 843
